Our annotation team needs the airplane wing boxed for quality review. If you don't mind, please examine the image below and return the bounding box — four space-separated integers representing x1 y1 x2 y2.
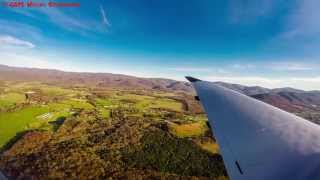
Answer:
0 170 7 180
186 76 320 180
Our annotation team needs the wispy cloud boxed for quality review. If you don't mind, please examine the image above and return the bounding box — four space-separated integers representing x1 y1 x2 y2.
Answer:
231 64 256 69
36 8 92 33
283 0 320 39
228 0 277 24
6 6 107 34
100 5 111 27
0 19 43 41
229 61 317 72
0 35 35 48
168 67 211 72
269 62 314 71
0 53 53 69
269 0 320 53
206 76 282 86
251 0 320 61
204 75 320 90
0 51 84 72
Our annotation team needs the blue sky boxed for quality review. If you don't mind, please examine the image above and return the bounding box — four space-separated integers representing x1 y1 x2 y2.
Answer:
0 0 320 90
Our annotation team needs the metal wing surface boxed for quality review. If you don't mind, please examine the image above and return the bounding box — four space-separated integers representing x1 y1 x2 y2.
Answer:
186 76 320 180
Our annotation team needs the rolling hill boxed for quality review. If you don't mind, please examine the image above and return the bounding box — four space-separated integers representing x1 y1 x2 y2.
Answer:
0 64 319 179
0 65 194 93
0 64 319 115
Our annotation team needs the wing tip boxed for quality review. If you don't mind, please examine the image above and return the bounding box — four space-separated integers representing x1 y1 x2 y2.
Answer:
185 76 202 82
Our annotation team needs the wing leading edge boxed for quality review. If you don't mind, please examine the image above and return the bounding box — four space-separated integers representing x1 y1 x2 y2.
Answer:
186 76 320 180
0 170 7 180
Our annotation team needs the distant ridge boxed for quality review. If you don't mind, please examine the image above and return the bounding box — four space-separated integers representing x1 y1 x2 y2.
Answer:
0 64 318 93
0 64 194 93
0 64 320 113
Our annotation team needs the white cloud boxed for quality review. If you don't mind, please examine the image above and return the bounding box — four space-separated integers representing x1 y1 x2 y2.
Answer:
231 64 256 69
168 67 211 72
100 5 111 27
291 77 320 83
263 0 320 56
270 62 314 71
0 53 66 70
206 76 281 87
37 8 91 32
203 76 320 90
287 0 320 37
0 19 43 41
7 6 107 34
229 61 317 71
0 35 35 48
0 52 319 90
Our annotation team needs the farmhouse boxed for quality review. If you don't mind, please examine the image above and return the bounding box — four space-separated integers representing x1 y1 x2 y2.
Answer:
24 91 36 100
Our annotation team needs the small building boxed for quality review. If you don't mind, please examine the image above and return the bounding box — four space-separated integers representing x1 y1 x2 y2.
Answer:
25 91 36 100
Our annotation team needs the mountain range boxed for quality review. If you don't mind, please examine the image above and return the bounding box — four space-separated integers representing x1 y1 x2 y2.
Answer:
0 64 319 114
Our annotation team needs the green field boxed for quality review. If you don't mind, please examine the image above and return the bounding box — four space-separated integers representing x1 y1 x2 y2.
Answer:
0 82 194 148
0 82 227 179
168 121 208 138
0 83 194 148
0 93 25 108
115 93 183 112
0 106 49 147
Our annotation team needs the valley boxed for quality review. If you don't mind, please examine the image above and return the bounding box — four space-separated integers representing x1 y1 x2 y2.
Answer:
0 65 319 179
0 80 227 179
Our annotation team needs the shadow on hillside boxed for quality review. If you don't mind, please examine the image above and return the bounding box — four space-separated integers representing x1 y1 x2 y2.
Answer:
49 116 66 132
0 130 30 154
